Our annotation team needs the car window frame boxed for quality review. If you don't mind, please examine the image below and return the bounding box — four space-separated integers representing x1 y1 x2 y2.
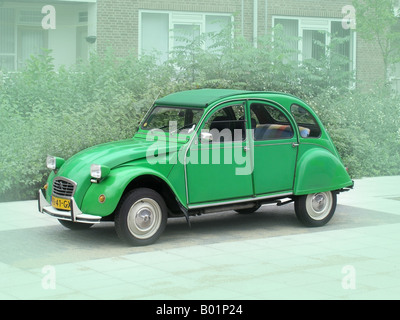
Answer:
140 105 204 133
290 103 322 139
199 102 247 144
250 102 295 141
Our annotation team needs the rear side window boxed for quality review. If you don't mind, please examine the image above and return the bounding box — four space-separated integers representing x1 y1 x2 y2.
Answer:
291 104 321 138
250 103 294 141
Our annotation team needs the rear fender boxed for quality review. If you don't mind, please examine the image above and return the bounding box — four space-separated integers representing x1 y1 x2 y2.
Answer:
294 148 352 195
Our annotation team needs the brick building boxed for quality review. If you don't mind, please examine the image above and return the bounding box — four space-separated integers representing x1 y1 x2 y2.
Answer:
95 0 389 89
0 0 396 90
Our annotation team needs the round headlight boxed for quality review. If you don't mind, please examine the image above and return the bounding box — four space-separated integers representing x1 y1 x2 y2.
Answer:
47 156 65 170
90 164 110 179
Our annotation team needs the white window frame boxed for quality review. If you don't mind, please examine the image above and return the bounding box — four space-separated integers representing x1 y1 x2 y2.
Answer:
394 0 400 16
0 7 17 71
138 10 233 59
0 5 50 71
272 16 357 73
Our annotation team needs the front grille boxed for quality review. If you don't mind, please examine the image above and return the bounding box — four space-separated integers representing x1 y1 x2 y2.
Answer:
52 178 76 197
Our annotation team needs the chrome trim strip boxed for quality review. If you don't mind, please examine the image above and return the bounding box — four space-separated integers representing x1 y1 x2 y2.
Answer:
298 142 335 155
38 189 101 224
188 192 293 210
254 142 293 147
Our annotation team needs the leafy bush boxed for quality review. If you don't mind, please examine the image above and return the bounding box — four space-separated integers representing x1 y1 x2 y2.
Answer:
1 30 399 202
168 25 354 98
312 87 400 178
0 51 162 201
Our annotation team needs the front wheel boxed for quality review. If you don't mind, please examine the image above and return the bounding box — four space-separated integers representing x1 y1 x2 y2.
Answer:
294 191 337 227
115 188 168 246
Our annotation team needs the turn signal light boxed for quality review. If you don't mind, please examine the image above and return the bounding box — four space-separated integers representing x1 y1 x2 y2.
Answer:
99 194 106 203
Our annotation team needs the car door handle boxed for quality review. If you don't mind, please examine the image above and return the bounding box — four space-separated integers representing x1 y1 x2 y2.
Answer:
244 146 250 152
292 143 299 148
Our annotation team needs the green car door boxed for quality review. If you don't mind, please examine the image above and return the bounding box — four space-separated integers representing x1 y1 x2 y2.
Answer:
185 101 254 205
249 100 298 195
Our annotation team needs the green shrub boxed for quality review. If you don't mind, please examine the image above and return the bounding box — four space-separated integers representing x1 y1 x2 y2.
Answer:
0 51 162 201
1 34 399 202
312 87 400 178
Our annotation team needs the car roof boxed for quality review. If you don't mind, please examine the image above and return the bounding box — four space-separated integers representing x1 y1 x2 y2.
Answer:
155 89 251 108
155 89 298 108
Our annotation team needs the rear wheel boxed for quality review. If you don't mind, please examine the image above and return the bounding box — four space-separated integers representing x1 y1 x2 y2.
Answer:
294 191 337 227
115 188 168 246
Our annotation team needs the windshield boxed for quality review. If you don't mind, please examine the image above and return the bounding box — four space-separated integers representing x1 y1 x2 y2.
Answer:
142 106 204 134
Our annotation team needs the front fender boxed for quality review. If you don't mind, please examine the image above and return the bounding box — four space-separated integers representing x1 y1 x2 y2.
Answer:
80 166 180 217
294 147 352 195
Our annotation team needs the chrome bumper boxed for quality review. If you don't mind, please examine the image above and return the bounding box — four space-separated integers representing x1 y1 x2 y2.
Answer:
38 189 101 224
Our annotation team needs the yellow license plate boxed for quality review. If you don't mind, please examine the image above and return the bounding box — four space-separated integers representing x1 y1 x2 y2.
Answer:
51 196 71 211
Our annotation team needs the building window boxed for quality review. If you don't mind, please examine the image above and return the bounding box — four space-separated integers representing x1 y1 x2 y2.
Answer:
0 8 16 71
0 8 48 71
274 18 298 62
17 27 47 69
303 30 326 61
76 26 89 63
140 10 232 63
273 17 355 71
79 11 89 23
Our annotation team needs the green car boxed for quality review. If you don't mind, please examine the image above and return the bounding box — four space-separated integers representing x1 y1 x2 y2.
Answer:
38 89 353 246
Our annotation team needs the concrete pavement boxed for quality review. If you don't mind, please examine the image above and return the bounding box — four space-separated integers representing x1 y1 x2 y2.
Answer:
0 176 400 300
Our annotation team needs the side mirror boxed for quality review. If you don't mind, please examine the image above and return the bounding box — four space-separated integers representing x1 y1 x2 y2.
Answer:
200 132 213 143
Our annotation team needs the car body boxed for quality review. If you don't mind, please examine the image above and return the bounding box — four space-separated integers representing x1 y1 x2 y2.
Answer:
38 89 353 246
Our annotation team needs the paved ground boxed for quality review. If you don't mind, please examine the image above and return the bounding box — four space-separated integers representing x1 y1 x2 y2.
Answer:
0 176 400 300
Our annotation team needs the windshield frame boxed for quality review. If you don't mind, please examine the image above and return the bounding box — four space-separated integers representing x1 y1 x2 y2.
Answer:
140 105 204 135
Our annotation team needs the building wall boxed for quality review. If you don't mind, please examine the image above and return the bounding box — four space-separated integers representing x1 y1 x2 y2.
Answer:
266 0 385 88
96 0 246 57
0 1 90 70
96 0 385 88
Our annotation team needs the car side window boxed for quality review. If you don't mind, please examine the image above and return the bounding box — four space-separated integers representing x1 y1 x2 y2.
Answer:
291 104 321 138
202 104 246 143
250 103 294 141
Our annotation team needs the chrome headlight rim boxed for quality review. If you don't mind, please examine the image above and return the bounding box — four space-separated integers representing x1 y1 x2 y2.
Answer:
90 164 111 180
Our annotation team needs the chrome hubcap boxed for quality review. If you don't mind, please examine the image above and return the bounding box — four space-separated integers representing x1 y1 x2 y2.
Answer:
135 209 152 230
127 198 162 239
306 192 332 220
312 193 327 213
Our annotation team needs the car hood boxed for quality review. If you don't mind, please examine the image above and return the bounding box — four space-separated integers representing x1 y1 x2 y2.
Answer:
58 138 155 176
54 137 177 205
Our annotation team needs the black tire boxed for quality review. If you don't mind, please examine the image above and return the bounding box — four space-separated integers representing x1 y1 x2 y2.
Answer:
235 204 261 214
58 219 94 230
294 191 337 227
115 188 168 246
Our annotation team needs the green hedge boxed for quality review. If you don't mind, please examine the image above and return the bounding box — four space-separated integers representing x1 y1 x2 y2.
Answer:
1 40 399 202
312 88 400 178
